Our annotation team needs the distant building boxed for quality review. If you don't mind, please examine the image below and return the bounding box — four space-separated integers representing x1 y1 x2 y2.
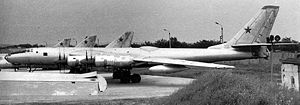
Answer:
281 58 300 91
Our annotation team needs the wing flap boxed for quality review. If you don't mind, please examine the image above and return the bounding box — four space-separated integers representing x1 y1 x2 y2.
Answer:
134 58 235 69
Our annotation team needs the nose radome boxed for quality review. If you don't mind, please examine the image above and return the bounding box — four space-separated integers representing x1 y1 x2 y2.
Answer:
4 54 18 64
4 54 9 61
4 54 11 62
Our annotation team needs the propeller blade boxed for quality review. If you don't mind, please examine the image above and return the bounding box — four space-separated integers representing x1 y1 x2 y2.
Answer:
85 50 88 60
58 53 61 60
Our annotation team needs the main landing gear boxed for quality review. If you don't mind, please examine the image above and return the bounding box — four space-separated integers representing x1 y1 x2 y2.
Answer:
69 67 92 74
112 68 141 83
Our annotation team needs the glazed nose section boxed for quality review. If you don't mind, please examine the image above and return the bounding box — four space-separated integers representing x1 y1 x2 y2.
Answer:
5 54 23 64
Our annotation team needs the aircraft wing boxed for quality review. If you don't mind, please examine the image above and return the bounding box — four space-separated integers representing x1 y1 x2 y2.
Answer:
134 58 235 69
232 43 298 48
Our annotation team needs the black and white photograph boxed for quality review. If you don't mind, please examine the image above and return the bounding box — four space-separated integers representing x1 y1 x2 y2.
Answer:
0 0 299 104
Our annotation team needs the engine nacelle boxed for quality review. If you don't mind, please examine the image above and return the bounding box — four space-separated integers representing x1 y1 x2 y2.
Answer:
95 56 133 67
149 65 188 73
67 56 86 67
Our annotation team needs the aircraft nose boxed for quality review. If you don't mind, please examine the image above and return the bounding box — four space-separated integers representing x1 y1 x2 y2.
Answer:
5 54 21 64
5 54 12 62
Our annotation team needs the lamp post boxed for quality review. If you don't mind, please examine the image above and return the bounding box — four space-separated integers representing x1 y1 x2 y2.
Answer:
215 22 224 43
270 35 274 83
163 29 171 48
72 38 77 46
97 38 100 46
43 41 47 47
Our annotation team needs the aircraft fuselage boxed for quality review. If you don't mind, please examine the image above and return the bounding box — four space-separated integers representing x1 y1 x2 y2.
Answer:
5 47 256 65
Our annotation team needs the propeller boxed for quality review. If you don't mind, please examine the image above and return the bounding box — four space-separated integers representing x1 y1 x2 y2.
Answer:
81 50 95 72
57 48 67 73
62 53 67 71
58 49 62 72
85 50 89 72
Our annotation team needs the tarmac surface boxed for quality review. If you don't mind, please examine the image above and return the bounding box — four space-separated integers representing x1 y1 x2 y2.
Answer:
0 70 194 104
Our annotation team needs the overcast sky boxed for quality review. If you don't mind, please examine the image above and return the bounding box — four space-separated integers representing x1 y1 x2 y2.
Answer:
0 0 299 45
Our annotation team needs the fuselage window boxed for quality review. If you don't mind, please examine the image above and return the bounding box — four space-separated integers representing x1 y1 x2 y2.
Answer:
43 52 48 56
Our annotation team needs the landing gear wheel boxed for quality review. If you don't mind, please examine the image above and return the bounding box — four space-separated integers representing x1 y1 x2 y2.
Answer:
69 68 80 73
120 76 131 83
69 68 76 73
113 71 121 79
14 68 19 72
130 74 141 83
120 70 131 83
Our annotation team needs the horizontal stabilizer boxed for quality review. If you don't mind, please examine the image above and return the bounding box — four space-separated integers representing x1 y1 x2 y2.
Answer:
232 43 298 48
134 58 235 69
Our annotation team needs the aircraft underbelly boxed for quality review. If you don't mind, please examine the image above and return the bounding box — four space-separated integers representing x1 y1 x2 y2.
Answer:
148 50 254 62
30 57 57 65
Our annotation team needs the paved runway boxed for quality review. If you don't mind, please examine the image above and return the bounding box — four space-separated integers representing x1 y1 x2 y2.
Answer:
0 70 194 104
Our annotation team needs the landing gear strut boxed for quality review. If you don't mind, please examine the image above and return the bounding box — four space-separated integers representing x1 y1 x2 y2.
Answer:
113 68 141 83
69 67 91 74
14 68 19 72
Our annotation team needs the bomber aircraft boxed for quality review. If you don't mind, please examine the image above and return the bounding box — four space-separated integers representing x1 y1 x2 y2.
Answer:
0 37 72 71
75 35 97 47
53 38 71 47
0 36 93 71
5 5 281 83
0 32 134 71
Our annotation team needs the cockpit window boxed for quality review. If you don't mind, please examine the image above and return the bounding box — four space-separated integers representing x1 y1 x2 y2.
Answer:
9 49 31 55
43 52 48 56
10 50 26 54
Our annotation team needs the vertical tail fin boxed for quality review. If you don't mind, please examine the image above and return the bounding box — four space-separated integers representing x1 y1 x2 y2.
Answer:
209 5 279 49
75 35 97 47
53 38 71 47
105 31 134 48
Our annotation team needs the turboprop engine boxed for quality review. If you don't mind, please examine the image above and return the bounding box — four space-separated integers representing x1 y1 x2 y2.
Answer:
95 55 133 67
67 56 86 67
149 65 189 73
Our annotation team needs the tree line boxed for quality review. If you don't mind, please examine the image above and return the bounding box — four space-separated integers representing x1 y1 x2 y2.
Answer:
131 37 221 48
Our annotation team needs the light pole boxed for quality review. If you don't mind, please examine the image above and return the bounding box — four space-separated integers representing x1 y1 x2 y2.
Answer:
215 22 224 43
43 41 47 47
97 38 100 46
163 29 171 48
72 38 77 46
